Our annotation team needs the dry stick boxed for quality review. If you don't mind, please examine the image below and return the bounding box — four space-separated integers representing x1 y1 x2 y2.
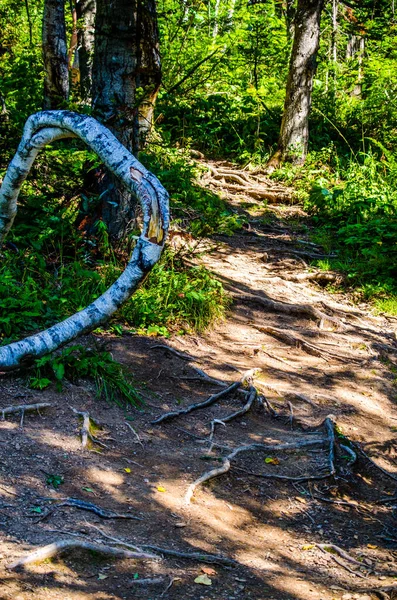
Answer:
130 578 167 586
316 543 367 578
125 422 144 448
70 407 106 449
185 426 334 505
208 387 257 452
7 540 158 571
150 345 194 361
1 403 51 428
350 442 397 483
151 381 241 425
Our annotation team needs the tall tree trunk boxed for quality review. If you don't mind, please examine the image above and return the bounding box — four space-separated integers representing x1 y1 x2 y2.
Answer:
346 34 365 97
76 0 96 102
91 0 161 241
42 0 69 109
269 0 324 168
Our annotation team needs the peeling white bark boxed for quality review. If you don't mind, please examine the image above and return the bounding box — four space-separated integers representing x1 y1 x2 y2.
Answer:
0 110 169 370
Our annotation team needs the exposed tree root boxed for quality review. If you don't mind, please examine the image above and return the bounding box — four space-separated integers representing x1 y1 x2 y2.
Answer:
41 497 142 521
255 325 361 363
284 392 318 409
208 387 257 451
87 522 237 566
280 271 344 284
150 344 194 361
7 540 158 570
1 402 51 428
236 293 344 330
200 163 292 203
151 381 241 425
70 407 106 449
185 417 335 504
316 543 368 578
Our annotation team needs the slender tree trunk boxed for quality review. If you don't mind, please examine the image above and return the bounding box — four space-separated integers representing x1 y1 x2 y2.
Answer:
76 0 96 102
346 35 365 97
269 0 324 167
91 0 161 241
42 0 69 109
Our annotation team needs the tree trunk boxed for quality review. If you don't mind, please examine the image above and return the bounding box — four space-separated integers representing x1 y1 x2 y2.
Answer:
91 0 161 241
0 110 169 370
269 0 324 167
76 0 96 102
42 0 69 109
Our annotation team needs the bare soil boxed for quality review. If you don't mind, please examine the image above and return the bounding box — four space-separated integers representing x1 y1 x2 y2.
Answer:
1 166 397 600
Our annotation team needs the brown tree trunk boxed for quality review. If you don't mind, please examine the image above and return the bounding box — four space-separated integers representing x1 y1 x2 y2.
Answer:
42 0 69 109
269 0 324 168
91 0 161 241
76 0 96 102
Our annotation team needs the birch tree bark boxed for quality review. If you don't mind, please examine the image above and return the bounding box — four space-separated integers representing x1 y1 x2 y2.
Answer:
42 0 69 109
91 0 162 241
76 0 96 102
0 111 169 371
268 0 324 167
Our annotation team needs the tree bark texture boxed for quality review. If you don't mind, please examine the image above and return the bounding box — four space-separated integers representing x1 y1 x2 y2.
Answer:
91 0 161 241
274 0 324 165
0 111 169 371
42 0 69 109
76 0 96 101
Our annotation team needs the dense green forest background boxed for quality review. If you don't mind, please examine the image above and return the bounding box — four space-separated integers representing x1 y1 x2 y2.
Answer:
1 0 397 354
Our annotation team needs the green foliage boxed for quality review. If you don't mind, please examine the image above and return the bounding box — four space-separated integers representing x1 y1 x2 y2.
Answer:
29 345 141 407
141 143 246 235
121 250 228 333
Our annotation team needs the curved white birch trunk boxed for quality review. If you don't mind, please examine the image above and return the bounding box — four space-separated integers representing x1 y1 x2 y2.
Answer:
0 110 169 371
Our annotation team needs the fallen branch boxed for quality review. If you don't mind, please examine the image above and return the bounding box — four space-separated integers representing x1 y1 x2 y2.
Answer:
7 540 158 570
125 422 144 448
151 381 241 425
1 402 51 428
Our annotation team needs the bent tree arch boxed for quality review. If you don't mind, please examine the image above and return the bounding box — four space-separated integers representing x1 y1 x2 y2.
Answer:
0 110 169 370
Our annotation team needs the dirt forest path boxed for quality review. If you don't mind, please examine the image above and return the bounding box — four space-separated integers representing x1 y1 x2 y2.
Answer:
1 162 397 600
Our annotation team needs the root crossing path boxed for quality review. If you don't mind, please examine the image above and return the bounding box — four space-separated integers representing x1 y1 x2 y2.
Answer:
2 162 397 600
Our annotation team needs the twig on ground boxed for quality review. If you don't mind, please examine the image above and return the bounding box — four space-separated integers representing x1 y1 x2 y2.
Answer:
1 403 51 428
150 345 194 361
130 577 167 586
125 422 144 448
7 540 158 570
287 401 294 428
151 381 241 425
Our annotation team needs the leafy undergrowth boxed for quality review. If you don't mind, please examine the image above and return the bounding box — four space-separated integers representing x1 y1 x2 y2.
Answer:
29 344 142 407
273 145 397 311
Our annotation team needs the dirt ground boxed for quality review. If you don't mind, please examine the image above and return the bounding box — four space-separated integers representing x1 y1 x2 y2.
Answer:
1 167 397 599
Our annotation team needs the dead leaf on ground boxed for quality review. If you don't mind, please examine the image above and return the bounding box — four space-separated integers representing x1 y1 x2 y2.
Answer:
194 574 212 586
